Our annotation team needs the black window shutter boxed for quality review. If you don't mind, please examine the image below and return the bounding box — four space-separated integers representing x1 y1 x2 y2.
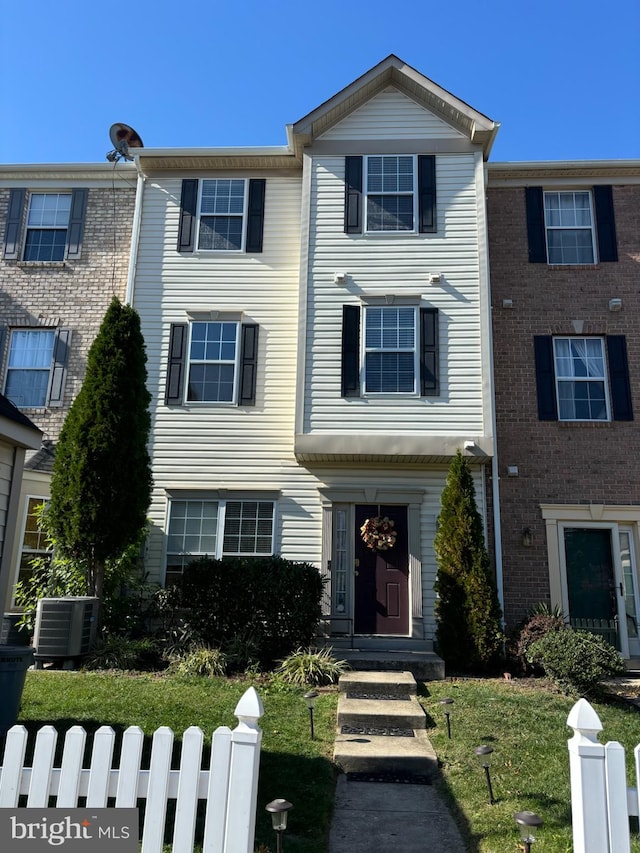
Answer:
607 336 633 420
420 307 439 395
65 189 88 260
177 180 199 252
418 155 436 233
48 328 72 407
525 187 547 263
534 336 557 420
246 180 266 253
3 188 26 260
344 157 363 234
239 323 259 406
341 305 361 397
594 185 618 263
165 324 188 405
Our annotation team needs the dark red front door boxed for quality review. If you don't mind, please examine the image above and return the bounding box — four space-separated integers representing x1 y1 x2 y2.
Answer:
354 504 409 635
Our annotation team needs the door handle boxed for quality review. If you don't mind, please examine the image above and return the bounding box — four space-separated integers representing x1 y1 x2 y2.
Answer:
620 582 624 596
355 570 359 576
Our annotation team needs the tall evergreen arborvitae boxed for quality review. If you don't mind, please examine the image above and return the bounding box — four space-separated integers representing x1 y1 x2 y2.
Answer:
48 297 152 603
434 450 503 672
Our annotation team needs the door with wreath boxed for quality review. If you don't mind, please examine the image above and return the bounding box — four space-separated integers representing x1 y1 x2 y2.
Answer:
354 504 409 635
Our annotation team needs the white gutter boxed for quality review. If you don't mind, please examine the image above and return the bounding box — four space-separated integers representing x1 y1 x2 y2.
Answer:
125 158 145 306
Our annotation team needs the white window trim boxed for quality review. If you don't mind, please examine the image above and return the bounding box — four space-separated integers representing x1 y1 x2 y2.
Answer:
543 190 597 266
185 320 240 405
3 328 56 409
552 336 611 422
195 178 248 253
364 155 418 235
164 496 277 582
22 192 72 262
362 305 419 396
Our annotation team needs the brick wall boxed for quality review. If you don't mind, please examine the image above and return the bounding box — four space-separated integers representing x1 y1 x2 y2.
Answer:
487 182 640 628
0 184 135 443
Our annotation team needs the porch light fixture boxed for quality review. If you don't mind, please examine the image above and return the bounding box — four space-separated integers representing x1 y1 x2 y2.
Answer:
608 298 622 312
514 810 543 852
522 528 533 547
439 697 454 739
303 690 318 740
474 745 496 804
265 799 293 853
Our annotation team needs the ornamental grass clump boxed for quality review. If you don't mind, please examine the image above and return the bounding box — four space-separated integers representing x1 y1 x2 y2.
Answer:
172 646 227 678
527 628 624 696
276 647 349 686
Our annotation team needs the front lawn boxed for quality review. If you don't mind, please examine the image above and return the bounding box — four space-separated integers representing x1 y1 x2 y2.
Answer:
16 671 338 852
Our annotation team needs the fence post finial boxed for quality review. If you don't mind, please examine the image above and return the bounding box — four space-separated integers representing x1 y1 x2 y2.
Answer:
567 697 603 744
567 698 609 853
234 686 265 732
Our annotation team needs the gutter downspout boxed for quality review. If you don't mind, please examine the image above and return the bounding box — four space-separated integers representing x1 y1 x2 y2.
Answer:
125 158 145 307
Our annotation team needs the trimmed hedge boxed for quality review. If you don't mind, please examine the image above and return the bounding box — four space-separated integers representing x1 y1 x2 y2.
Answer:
180 556 324 667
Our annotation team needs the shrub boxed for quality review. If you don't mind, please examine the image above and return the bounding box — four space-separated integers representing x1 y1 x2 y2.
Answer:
276 647 348 686
180 556 324 668
172 646 227 677
527 629 624 695
83 635 161 671
513 609 567 673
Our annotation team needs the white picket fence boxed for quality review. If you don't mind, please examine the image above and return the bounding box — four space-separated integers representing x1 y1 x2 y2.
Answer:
0 686 264 853
567 697 640 853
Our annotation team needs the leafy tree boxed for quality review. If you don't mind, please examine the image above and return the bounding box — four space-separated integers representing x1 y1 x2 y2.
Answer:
47 297 152 607
434 450 503 672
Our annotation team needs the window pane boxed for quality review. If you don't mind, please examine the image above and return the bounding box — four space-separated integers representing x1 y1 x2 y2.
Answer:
187 364 235 402
367 196 413 232
223 501 274 555
547 230 594 265
199 216 243 251
24 229 67 262
366 352 415 393
187 323 237 402
167 500 218 558
27 193 71 228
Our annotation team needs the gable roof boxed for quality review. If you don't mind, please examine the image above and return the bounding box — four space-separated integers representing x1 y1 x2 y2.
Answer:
289 55 499 159
0 393 42 450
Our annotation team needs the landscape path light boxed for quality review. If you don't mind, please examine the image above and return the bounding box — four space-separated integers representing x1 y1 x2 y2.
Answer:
474 744 496 804
514 810 543 852
303 690 319 740
439 697 454 739
265 798 293 853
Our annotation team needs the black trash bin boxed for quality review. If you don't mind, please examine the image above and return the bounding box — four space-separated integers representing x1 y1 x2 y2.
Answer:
0 645 35 733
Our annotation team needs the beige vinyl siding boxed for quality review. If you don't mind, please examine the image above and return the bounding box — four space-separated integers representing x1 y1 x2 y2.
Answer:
302 152 484 434
319 88 466 141
132 175 307 582
0 441 13 558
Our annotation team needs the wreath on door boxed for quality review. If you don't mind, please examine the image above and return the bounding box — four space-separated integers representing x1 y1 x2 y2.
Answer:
360 516 397 551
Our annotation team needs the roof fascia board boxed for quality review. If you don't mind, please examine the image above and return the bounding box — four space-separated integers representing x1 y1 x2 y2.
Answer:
488 159 640 185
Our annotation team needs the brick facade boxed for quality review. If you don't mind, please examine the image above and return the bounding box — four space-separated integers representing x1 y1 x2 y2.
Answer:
0 169 136 445
487 168 640 630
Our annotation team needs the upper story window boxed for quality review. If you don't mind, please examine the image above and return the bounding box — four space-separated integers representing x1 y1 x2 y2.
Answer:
553 337 608 421
2 327 71 409
2 188 88 262
165 497 275 584
177 178 266 254
544 191 596 265
365 156 416 233
165 319 259 407
187 321 239 402
24 193 72 261
525 185 618 265
534 334 633 422
364 306 417 393
198 179 246 251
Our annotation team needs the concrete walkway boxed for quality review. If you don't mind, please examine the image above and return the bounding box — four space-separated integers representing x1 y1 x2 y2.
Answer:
329 671 467 852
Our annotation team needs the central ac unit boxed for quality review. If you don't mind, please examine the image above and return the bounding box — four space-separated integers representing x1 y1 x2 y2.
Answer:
33 597 99 665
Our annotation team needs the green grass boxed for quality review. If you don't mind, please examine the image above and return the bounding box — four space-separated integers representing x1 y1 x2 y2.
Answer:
422 678 640 853
16 671 338 852
13 671 640 852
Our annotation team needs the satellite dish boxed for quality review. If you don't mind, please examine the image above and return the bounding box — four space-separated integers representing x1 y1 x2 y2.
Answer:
106 123 144 162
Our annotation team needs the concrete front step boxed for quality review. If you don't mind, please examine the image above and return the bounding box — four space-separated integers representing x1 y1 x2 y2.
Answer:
336 649 445 681
333 728 438 777
338 695 426 730
333 670 437 778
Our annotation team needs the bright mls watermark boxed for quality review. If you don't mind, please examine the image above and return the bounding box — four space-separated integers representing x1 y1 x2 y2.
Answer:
0 809 138 851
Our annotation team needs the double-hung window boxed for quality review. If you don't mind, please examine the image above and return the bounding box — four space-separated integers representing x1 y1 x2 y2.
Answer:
365 156 416 233
364 307 417 393
5 329 56 407
553 337 608 421
198 179 247 251
13 496 51 604
544 191 596 265
187 321 239 403
165 498 275 584
23 193 72 261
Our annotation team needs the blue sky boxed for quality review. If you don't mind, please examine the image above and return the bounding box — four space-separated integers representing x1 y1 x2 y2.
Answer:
1 0 638 164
